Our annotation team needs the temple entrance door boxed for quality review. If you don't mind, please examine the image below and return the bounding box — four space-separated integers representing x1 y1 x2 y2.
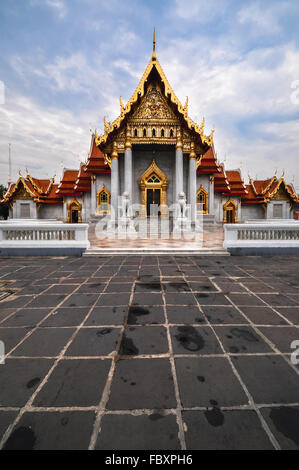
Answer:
223 200 238 224
71 210 79 223
67 199 82 223
146 188 161 216
226 209 233 224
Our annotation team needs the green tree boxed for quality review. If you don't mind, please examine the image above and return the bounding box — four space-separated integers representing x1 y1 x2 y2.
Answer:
0 184 9 220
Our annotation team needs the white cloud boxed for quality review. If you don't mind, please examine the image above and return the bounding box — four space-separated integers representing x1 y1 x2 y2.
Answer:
46 0 67 18
29 0 67 18
0 93 90 185
173 0 228 22
237 2 281 34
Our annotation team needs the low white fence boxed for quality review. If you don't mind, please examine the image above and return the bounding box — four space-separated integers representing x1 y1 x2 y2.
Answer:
224 222 299 254
0 221 90 256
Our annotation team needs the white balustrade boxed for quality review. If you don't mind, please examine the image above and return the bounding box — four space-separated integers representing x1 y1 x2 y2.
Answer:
224 222 299 252
0 221 90 255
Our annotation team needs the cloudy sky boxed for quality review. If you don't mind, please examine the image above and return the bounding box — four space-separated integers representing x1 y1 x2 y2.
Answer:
0 0 299 189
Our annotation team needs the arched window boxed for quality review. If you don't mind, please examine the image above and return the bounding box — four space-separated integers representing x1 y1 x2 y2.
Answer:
161 128 164 137
147 174 161 184
134 128 138 137
170 128 174 137
143 128 147 137
152 128 156 137
97 185 111 214
196 187 208 214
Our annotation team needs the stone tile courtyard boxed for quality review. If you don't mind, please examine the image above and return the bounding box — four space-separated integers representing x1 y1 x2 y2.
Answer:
0 255 298 450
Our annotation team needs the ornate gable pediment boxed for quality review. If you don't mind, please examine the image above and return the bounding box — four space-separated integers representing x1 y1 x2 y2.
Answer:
272 186 290 201
129 86 179 123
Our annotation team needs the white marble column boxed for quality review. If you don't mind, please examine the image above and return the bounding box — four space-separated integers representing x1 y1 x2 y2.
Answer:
209 176 214 215
124 126 132 198
111 141 119 219
90 175 96 215
188 142 197 222
175 128 183 201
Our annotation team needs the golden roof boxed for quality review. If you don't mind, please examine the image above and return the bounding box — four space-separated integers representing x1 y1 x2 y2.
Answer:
94 31 214 148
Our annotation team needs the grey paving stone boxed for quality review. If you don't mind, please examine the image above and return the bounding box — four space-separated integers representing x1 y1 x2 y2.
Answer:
40 307 90 327
183 410 274 450
214 326 273 354
45 285 78 294
257 294 298 307
97 293 131 306
165 293 196 306
275 307 299 324
85 306 127 326
0 327 32 353
135 282 162 292
62 293 99 307
132 293 163 306
227 294 264 306
1 308 52 327
162 282 190 292
188 281 218 292
26 294 67 308
75 283 106 294
96 413 180 450
127 305 165 325
119 326 168 355
12 328 75 357
33 359 111 407
175 357 248 407
257 326 299 353
239 306 288 325
195 293 231 305
166 305 206 325
0 295 32 309
107 358 176 410
260 406 299 450
201 306 248 325
170 326 222 355
65 327 121 356
231 355 299 404
0 308 19 323
0 410 19 442
0 358 54 406
3 411 96 450
105 283 133 293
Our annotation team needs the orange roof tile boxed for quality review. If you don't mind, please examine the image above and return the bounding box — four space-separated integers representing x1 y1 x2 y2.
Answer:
197 146 220 175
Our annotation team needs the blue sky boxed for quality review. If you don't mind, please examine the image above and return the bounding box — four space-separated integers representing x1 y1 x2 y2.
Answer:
0 0 299 189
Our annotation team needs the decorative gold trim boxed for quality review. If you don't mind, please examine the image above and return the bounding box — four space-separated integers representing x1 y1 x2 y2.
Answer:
94 50 214 148
67 199 82 223
97 185 111 215
223 199 238 224
189 141 196 160
196 186 209 214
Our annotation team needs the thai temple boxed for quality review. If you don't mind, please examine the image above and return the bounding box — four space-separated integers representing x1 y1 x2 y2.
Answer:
2 34 299 226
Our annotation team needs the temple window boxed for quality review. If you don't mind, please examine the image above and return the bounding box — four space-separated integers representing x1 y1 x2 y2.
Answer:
143 128 147 137
161 128 164 137
97 186 111 214
170 128 174 137
152 128 156 137
134 128 138 137
196 187 208 214
147 174 160 183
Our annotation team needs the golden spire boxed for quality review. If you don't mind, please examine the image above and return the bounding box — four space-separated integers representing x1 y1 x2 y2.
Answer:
152 27 156 60
184 96 188 114
120 96 125 114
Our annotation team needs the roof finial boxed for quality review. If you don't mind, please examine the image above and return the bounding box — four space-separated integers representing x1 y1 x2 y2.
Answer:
152 27 156 60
